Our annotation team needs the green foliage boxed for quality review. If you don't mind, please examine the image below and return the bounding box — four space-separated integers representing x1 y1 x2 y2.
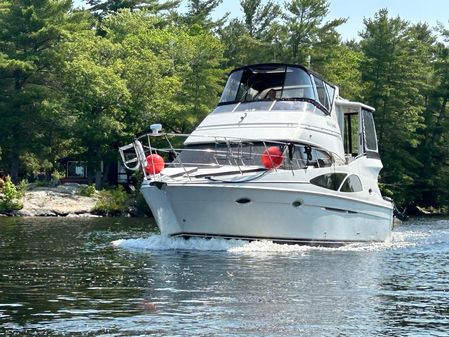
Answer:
79 184 97 197
87 0 180 19
359 9 433 205
17 179 27 198
219 0 282 67
0 0 87 182
94 186 128 215
51 171 64 182
184 0 227 29
283 0 346 69
0 176 24 212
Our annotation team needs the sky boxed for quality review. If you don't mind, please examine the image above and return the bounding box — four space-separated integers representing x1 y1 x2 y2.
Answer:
74 0 449 41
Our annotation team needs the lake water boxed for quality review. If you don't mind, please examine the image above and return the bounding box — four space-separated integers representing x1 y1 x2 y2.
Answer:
0 217 448 337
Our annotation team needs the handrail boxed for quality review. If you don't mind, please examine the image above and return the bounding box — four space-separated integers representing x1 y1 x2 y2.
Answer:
120 130 344 180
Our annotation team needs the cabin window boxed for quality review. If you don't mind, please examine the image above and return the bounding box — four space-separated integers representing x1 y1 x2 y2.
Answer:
67 161 87 178
281 67 315 100
220 70 243 102
219 65 320 104
339 175 363 192
324 83 335 107
362 109 378 152
344 113 359 156
312 75 331 110
310 173 347 191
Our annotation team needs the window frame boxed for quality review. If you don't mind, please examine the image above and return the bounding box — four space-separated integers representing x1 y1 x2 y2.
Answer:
339 174 363 193
361 108 379 158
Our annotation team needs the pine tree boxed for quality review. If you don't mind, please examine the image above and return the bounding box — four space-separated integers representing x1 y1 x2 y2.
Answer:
86 0 180 19
219 0 282 67
414 24 449 207
184 0 227 30
359 10 430 204
240 0 280 38
0 0 82 182
283 0 346 69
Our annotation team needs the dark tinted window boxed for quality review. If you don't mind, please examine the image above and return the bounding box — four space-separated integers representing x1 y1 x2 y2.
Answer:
310 173 347 191
340 175 363 192
344 113 359 155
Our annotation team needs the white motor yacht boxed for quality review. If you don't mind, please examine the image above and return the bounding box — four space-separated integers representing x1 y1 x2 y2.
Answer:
120 63 394 245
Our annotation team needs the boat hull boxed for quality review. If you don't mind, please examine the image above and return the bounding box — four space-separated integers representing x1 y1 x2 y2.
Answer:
141 182 393 245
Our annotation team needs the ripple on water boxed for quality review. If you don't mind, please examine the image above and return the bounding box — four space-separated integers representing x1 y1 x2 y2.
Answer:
2 218 449 337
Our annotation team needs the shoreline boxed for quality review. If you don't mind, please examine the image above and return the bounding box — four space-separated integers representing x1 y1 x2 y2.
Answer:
0 183 147 218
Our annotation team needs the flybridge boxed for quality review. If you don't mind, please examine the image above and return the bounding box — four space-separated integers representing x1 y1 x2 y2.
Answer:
218 63 336 115
187 63 345 158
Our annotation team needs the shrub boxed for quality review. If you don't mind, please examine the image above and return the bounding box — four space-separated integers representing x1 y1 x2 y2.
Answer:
94 186 128 215
17 179 28 198
0 176 24 212
79 184 97 197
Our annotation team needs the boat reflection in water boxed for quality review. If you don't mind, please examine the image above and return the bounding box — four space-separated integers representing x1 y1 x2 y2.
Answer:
120 63 394 245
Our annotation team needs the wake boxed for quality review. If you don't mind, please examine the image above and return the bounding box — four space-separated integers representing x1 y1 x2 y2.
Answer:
112 229 417 254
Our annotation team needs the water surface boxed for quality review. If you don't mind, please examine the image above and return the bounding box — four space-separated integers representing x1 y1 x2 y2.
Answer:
0 217 448 336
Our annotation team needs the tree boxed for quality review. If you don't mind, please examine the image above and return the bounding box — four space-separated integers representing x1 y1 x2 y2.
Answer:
58 31 131 187
86 0 180 19
283 0 346 70
413 24 449 207
320 43 363 99
219 0 282 68
183 0 227 30
241 0 280 38
359 10 431 204
0 0 84 182
101 10 226 132
56 10 226 187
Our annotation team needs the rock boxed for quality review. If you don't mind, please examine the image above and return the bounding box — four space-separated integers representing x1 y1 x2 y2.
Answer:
15 209 57 217
19 184 98 217
15 209 36 217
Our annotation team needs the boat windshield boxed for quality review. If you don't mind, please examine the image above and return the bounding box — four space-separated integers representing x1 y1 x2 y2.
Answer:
219 65 334 113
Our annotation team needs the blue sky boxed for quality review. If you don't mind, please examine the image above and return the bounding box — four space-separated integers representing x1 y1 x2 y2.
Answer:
74 0 449 41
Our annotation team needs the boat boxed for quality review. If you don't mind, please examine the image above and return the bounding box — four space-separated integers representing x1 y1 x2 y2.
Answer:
119 63 394 245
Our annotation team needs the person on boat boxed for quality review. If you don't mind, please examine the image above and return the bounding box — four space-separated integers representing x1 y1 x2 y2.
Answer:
265 89 276 100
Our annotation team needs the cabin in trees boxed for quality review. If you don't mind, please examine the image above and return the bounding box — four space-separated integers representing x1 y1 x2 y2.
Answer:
58 156 128 186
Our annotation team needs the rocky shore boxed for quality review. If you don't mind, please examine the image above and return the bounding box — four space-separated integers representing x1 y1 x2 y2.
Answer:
6 184 99 217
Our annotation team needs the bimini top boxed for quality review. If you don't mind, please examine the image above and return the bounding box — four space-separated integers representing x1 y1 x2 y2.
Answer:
218 63 336 115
